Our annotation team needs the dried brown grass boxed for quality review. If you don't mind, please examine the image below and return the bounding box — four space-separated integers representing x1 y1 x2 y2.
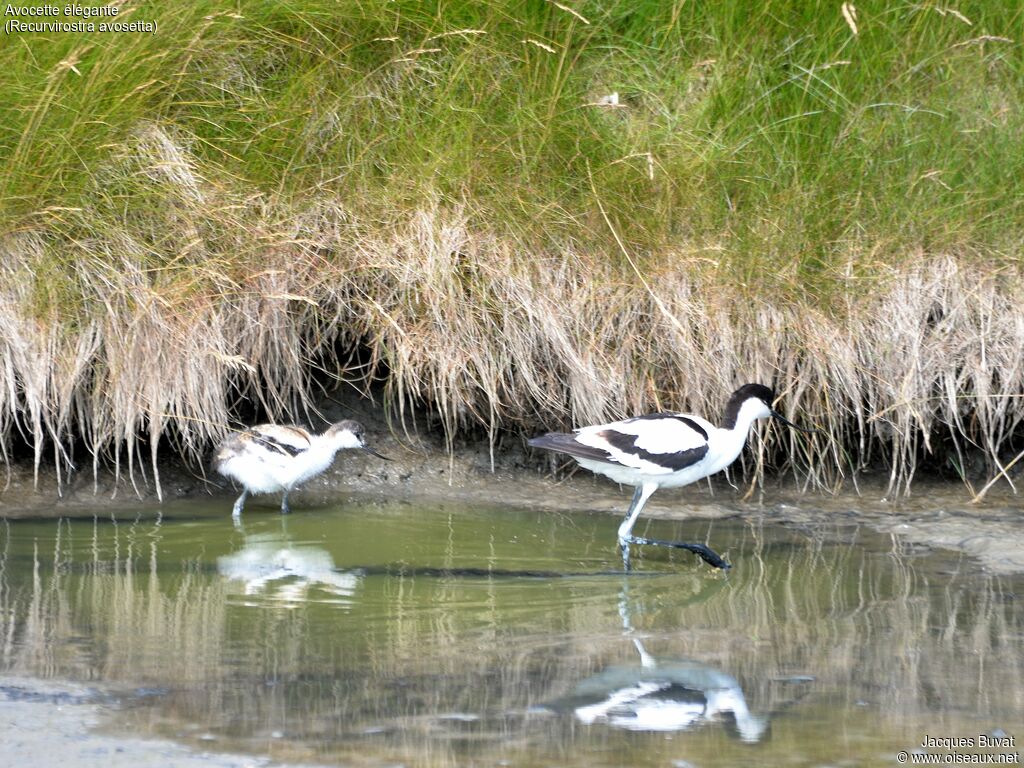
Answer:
0 127 1020 499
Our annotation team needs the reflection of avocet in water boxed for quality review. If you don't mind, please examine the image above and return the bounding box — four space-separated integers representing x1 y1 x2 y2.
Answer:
547 587 769 742
217 532 362 608
568 646 768 741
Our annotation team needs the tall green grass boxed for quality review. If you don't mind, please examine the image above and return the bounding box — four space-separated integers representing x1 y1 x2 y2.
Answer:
0 1 1022 494
5 1 1022 278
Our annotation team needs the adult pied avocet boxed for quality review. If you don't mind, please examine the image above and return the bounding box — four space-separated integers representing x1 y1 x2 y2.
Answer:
528 383 818 570
214 420 389 518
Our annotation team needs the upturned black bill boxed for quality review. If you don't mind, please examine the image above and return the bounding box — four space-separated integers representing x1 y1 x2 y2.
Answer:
770 410 821 434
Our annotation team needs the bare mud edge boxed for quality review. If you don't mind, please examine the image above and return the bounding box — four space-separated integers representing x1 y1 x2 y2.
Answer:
0 677 325 768
2 431 1024 575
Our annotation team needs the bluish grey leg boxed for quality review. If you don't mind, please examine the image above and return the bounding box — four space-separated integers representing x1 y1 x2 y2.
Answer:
618 484 656 571
232 490 248 518
616 483 730 570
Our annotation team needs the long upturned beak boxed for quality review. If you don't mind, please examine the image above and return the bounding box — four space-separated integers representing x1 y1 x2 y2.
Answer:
770 410 821 434
362 444 392 460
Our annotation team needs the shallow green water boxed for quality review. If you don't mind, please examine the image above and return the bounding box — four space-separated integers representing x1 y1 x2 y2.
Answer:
0 499 1021 767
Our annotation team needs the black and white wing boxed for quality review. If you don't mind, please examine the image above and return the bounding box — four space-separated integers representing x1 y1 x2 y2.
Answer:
246 425 312 458
214 424 312 474
530 413 712 474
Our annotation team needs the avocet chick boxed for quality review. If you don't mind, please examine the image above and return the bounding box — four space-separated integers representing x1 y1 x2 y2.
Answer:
214 420 389 518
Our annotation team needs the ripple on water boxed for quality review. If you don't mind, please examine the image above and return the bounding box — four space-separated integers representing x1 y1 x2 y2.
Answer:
0 499 1021 768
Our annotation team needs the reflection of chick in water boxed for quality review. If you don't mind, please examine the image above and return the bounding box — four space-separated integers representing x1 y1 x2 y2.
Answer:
217 532 361 606
568 638 768 742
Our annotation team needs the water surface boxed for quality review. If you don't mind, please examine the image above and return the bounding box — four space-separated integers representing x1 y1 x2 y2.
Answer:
0 499 1021 767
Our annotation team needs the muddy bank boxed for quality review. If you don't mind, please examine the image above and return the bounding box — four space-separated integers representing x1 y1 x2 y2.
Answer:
2 417 1023 576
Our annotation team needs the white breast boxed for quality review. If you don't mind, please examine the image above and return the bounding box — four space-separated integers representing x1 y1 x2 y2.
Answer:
280 440 339 488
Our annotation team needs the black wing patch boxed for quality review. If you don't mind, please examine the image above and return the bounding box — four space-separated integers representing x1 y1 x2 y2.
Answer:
529 430 708 472
528 433 616 463
597 429 708 472
678 417 708 441
251 432 306 457
627 413 709 441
